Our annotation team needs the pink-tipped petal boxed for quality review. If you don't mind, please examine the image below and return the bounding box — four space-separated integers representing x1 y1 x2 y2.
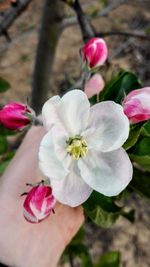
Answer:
84 73 105 98
82 37 108 69
0 102 31 130
122 87 150 123
23 185 56 223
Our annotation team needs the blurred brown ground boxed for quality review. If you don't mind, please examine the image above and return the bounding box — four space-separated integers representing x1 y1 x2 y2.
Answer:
0 1 150 266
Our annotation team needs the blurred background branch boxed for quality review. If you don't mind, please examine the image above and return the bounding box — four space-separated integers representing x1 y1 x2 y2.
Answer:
96 30 150 40
61 0 95 42
61 0 130 29
31 0 64 114
0 0 32 39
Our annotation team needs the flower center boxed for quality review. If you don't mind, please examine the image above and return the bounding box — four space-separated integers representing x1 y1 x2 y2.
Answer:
66 135 88 160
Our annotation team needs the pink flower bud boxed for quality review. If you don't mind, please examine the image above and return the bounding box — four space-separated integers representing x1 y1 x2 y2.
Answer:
122 87 150 123
23 185 56 223
81 37 108 69
84 73 105 98
0 102 32 130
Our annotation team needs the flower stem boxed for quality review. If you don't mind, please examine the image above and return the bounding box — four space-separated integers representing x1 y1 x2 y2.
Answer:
68 250 75 267
81 70 91 89
33 117 43 126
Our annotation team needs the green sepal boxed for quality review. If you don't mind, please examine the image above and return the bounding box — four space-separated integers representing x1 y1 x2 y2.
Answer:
0 135 8 154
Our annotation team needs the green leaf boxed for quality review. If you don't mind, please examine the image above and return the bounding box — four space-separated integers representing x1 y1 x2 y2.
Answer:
133 137 150 155
68 244 89 256
65 240 93 267
95 251 121 267
83 191 121 228
70 227 85 245
130 154 150 172
141 120 150 137
63 227 93 267
81 258 93 267
121 209 135 223
123 124 142 150
0 152 14 175
83 191 134 227
83 191 120 213
0 135 8 154
0 160 10 175
100 70 142 103
85 206 120 228
89 95 98 105
129 168 150 198
0 77 11 92
130 137 150 171
68 244 93 267
0 124 16 136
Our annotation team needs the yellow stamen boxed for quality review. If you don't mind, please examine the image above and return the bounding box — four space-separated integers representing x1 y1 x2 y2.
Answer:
66 136 88 160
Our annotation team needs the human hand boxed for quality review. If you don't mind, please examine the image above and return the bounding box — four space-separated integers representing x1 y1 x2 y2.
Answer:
0 126 84 267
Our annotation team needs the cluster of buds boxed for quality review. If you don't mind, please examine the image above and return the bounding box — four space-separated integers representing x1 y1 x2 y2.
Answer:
81 38 150 124
22 182 56 223
0 38 108 131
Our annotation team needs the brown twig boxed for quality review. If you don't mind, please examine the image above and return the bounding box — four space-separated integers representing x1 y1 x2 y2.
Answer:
61 0 130 29
0 0 32 38
96 30 150 40
61 0 95 42
96 0 130 17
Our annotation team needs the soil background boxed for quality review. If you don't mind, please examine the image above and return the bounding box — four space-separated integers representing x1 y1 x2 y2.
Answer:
0 1 150 267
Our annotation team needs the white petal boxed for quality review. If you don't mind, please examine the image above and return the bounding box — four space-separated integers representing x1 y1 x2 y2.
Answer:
39 131 69 180
78 148 133 196
42 90 90 135
23 208 38 223
50 125 72 167
42 95 61 131
84 101 129 152
59 90 90 135
30 203 46 221
50 163 93 207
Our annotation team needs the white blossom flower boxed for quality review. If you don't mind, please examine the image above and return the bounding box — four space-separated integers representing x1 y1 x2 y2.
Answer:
39 90 133 207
